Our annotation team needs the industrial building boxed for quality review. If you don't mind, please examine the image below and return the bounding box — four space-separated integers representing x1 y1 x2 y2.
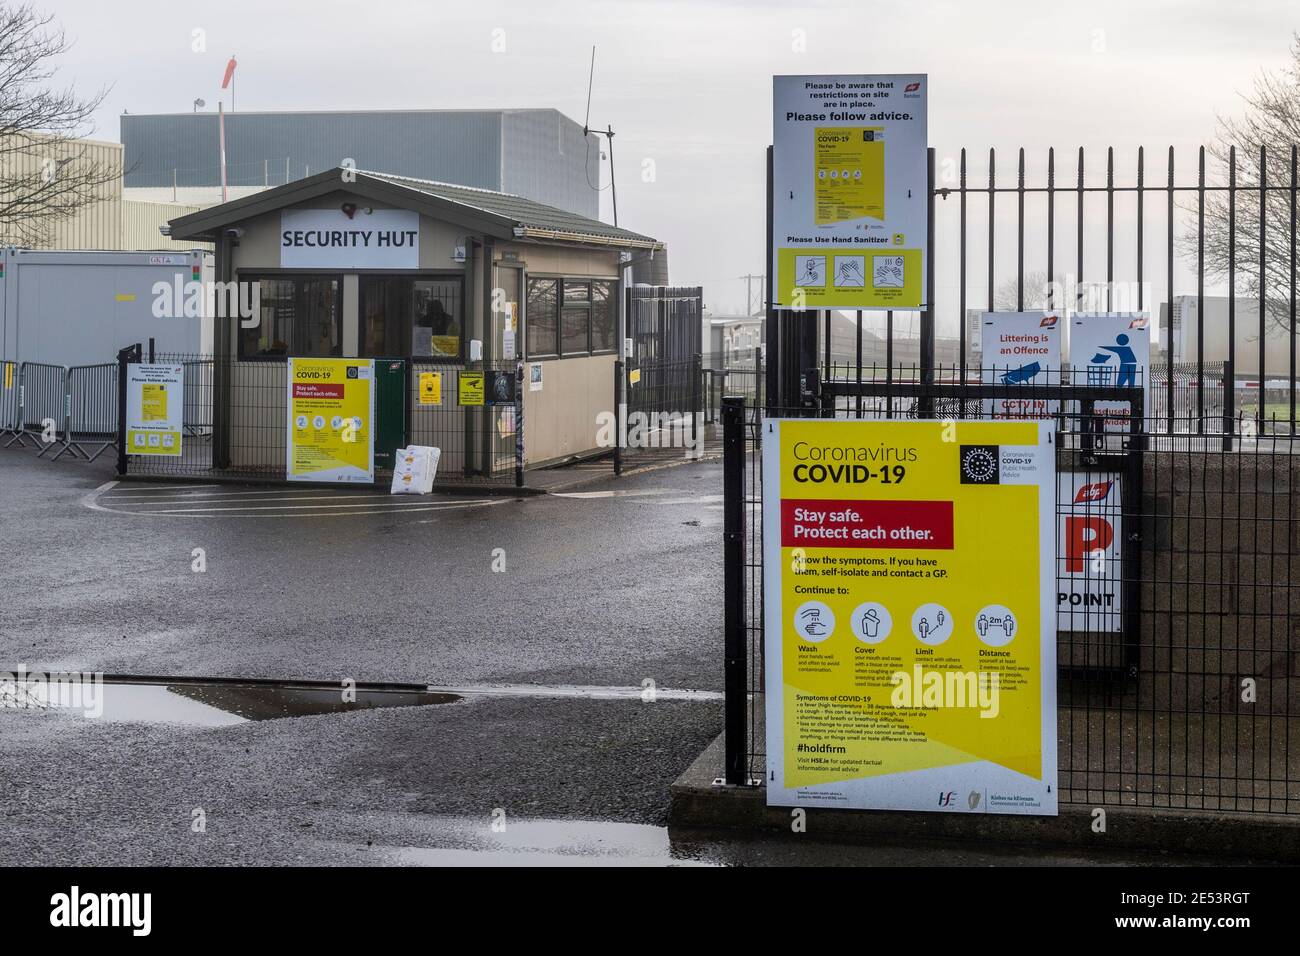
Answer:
0 134 202 252
122 109 601 219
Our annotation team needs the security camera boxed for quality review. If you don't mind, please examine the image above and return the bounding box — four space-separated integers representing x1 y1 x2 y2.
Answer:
158 224 172 237
224 226 245 239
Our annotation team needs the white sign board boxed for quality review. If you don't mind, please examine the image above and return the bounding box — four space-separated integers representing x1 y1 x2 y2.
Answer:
1069 313 1150 435
125 363 184 456
980 312 1063 420
280 209 419 270
772 74 927 310
1057 472 1123 634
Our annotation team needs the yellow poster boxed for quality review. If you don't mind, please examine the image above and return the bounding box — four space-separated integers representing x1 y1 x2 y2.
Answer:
286 357 374 483
763 419 1057 815
458 371 484 406
814 127 885 224
418 371 442 406
141 384 168 421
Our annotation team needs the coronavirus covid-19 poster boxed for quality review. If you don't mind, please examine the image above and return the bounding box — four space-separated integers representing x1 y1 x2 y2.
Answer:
286 357 375 483
763 418 1058 815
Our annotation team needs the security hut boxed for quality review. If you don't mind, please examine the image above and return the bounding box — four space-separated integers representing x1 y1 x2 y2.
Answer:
164 168 663 483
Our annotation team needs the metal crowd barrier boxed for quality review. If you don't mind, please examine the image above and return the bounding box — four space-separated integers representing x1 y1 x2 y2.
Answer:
60 363 119 461
0 361 120 462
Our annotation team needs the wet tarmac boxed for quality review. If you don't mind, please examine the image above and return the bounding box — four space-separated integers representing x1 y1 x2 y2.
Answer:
0 677 460 726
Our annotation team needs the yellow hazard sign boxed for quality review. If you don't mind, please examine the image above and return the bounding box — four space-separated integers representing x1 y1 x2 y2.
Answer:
458 371 485 406
418 371 442 405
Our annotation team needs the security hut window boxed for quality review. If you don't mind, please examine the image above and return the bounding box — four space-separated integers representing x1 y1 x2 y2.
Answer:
239 276 342 358
360 277 463 360
526 277 617 358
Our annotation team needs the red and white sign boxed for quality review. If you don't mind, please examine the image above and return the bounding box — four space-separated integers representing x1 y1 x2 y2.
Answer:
1058 472 1122 633
981 312 1063 420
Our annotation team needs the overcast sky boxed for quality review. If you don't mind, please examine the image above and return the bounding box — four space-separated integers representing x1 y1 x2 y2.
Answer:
49 0 1299 321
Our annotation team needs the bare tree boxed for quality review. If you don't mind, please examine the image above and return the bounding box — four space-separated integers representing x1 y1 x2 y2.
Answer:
992 271 1065 311
0 2 118 245
1190 34 1300 334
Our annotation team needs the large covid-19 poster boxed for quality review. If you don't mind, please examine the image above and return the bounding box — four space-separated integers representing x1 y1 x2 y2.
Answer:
286 357 375 483
762 418 1058 815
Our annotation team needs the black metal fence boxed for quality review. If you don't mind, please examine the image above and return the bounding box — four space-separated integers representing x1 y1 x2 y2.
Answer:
118 352 523 486
724 384 1300 813
737 141 1300 815
615 355 706 473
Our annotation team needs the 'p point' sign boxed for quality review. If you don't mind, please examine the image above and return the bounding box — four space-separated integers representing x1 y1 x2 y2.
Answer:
1058 472 1123 633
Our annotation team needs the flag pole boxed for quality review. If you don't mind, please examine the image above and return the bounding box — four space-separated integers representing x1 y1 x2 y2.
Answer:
219 101 228 203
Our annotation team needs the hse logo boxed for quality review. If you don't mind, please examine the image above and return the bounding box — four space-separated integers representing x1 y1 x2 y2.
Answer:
959 445 999 484
1074 480 1113 503
938 790 957 806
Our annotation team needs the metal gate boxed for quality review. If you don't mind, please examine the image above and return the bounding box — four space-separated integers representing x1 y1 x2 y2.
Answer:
726 143 1300 814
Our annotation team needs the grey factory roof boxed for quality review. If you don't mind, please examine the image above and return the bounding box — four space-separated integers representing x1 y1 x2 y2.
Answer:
167 167 661 250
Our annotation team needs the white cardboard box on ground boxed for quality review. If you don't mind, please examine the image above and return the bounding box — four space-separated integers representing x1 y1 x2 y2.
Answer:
390 445 441 495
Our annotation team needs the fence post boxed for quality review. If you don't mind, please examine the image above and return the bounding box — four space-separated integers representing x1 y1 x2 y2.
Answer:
691 352 702 451
115 344 140 477
613 359 624 477
515 360 525 489
1222 359 1234 452
722 395 747 785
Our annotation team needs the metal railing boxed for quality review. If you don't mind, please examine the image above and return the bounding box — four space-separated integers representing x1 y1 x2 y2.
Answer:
722 380 1300 814
120 352 523 486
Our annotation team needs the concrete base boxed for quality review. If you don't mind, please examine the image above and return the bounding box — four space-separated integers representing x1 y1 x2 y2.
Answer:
670 731 1300 863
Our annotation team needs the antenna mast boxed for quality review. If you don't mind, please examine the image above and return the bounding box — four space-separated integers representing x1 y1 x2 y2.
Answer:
582 45 618 227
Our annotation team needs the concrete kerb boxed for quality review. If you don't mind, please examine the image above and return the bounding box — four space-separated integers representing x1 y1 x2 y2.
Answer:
108 449 721 498
670 731 1300 864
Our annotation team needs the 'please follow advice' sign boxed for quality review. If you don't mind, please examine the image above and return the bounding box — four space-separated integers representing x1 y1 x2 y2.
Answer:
280 208 419 269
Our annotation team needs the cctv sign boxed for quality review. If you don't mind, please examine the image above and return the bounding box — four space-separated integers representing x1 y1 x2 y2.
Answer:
280 208 419 269
1058 472 1123 634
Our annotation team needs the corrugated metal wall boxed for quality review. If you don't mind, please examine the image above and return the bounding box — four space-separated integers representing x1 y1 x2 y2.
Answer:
2 137 122 249
121 109 601 217
0 135 209 251
121 110 505 191
121 200 209 251
500 111 600 219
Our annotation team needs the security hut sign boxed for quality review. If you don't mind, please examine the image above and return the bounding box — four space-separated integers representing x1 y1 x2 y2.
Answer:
281 208 419 270
772 74 927 309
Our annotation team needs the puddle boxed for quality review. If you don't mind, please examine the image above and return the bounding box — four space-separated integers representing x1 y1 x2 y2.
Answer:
0 678 459 727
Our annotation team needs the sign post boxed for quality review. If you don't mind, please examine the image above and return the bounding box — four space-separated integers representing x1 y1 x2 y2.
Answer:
763 418 1058 814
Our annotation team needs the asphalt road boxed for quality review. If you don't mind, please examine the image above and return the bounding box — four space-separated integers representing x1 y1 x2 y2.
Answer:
0 446 732 865
0 449 723 689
